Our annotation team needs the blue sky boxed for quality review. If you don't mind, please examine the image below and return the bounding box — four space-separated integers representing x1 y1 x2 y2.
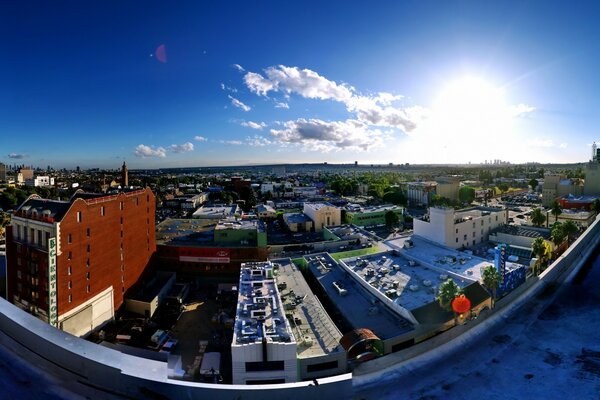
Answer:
1 1 600 168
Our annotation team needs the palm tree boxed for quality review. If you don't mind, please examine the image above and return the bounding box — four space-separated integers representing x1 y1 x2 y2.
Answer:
437 279 461 311
530 208 546 227
481 265 502 307
550 222 566 246
531 237 547 275
562 220 579 244
550 201 562 224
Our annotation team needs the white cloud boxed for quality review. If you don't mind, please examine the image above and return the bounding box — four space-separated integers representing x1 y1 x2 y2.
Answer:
220 83 237 93
134 144 166 158
243 65 422 132
228 95 251 112
168 142 194 153
246 135 272 147
233 63 245 72
219 140 243 145
559 143 568 148
241 121 267 130
244 72 275 96
194 135 208 142
270 118 385 152
510 103 536 117
245 65 353 101
8 152 27 159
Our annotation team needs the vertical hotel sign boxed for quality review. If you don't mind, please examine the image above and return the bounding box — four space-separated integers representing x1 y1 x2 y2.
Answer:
48 237 58 327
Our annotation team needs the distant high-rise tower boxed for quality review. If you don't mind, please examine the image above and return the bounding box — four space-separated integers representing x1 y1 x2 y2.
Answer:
121 162 128 187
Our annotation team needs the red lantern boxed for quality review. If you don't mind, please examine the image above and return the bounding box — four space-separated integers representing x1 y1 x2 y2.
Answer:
452 294 471 314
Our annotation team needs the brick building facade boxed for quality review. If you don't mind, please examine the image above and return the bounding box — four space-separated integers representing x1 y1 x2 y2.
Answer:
5 188 156 336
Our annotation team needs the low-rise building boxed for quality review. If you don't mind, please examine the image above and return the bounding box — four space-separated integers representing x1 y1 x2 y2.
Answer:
256 204 277 219
192 204 241 219
542 174 584 206
273 259 347 380
303 203 341 231
558 194 600 210
231 262 297 385
24 176 55 187
283 213 313 232
344 204 404 227
414 206 507 249
435 176 461 201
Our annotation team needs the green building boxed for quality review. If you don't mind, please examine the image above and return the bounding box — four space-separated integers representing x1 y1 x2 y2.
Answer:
344 204 404 227
214 219 267 247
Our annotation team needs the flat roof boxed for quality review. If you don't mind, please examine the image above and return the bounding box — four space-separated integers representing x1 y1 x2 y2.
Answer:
284 213 311 223
304 202 334 211
155 218 217 245
215 219 264 232
386 236 523 282
306 253 414 340
346 204 403 213
192 205 239 217
341 252 469 311
271 258 344 358
233 262 295 346
492 225 550 240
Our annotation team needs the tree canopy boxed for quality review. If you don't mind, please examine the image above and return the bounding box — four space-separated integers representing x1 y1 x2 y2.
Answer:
530 208 546 227
459 186 476 204
437 279 461 311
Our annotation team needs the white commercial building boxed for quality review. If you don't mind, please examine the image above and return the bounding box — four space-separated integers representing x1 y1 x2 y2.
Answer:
303 203 341 231
231 262 297 385
414 206 507 249
25 176 55 187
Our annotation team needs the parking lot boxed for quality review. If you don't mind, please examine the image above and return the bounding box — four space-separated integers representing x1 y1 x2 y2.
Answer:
170 284 237 383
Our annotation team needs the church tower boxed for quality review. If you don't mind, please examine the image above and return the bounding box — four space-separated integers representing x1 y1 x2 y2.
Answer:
121 161 129 188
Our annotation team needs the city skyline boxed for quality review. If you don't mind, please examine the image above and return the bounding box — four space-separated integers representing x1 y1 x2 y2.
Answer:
2 1 600 168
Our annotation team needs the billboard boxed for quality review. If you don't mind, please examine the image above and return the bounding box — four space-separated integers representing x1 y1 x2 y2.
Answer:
48 237 58 327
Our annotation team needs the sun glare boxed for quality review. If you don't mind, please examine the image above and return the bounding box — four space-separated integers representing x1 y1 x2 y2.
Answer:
402 76 522 163
433 76 509 136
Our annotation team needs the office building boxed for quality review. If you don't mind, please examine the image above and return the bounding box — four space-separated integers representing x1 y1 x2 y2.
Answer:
414 206 507 249
584 142 600 195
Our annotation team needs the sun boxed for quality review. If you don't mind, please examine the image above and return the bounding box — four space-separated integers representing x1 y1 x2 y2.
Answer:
433 76 510 138
401 75 522 163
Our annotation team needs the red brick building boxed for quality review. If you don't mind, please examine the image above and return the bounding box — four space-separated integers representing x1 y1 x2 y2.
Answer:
5 188 156 336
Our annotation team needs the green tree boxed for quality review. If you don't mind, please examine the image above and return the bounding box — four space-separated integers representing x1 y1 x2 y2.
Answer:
437 279 461 311
239 186 257 211
481 264 502 307
562 220 578 244
382 189 406 205
384 210 400 227
550 222 566 246
529 178 539 191
497 183 509 194
530 208 546 227
550 201 562 223
459 186 476 204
